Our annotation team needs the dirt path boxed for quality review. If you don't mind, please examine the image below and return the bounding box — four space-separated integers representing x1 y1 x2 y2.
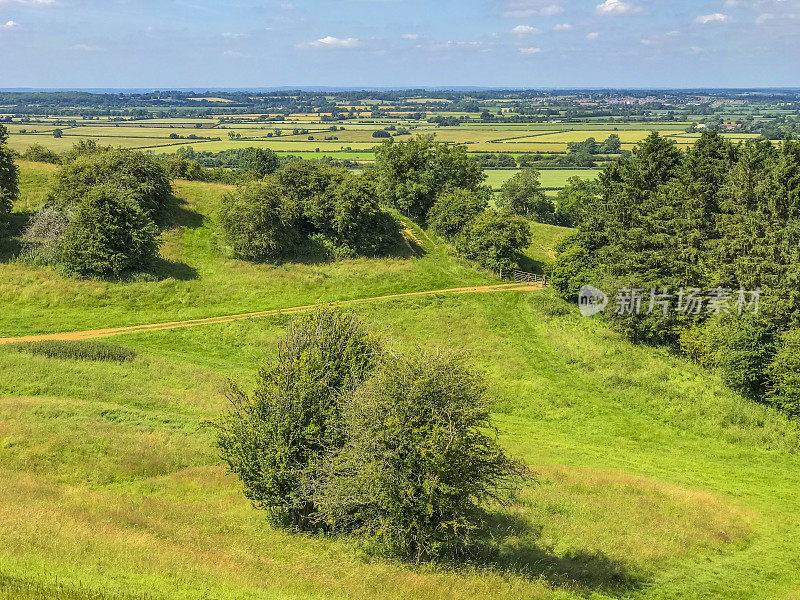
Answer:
0 283 544 345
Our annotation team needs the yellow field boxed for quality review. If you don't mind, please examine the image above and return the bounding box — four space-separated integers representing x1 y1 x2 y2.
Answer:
6 135 183 153
150 139 379 154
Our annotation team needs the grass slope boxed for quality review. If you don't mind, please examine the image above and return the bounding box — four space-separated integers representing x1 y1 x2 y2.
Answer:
2 163 799 600
1 163 514 337
0 291 798 600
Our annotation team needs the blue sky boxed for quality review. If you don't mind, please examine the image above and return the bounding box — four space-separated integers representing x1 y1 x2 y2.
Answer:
0 0 798 89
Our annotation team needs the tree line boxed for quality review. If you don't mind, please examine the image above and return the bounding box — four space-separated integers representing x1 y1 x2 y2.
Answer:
552 131 800 416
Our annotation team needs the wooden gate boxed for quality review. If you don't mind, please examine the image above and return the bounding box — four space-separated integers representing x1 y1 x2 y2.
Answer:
512 269 549 287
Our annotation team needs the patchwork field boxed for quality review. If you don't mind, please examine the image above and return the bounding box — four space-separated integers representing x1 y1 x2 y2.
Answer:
5 118 765 162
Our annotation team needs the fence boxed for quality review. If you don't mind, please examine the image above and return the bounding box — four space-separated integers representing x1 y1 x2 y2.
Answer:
512 269 549 287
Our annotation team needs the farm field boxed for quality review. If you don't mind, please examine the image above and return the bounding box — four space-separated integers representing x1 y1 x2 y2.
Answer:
5 118 767 162
484 168 600 190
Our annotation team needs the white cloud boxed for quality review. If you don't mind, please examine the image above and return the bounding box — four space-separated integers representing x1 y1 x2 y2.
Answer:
223 50 246 57
696 13 730 24
2 20 17 29
539 4 562 16
71 43 102 52
512 24 540 35
756 12 800 24
586 31 599 40
504 2 563 18
0 0 55 4
518 46 542 54
595 0 641 15
666 30 681 37
553 23 572 31
307 36 359 48
222 32 249 38
401 33 419 40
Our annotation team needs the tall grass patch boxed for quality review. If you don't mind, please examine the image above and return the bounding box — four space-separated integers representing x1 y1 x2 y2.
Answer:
10 340 137 363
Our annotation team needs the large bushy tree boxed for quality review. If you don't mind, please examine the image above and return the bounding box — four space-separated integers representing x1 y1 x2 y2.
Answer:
427 188 489 238
497 167 554 223
374 136 486 222
48 148 173 222
57 184 160 278
218 180 299 261
456 210 532 274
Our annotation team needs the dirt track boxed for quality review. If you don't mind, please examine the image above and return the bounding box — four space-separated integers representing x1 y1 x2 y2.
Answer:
0 283 543 345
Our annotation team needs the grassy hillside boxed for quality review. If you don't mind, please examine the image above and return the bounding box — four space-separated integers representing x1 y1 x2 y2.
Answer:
2 163 799 600
1 291 799 600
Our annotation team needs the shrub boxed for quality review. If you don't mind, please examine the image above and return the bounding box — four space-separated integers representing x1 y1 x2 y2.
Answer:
57 184 161 278
714 313 777 398
213 306 382 530
11 340 137 362
163 154 205 180
22 206 73 264
456 210 532 274
218 180 299 261
314 351 524 562
372 130 391 138
48 148 173 222
497 168 555 223
766 328 800 416
21 144 61 164
60 139 112 163
550 238 596 301
427 188 488 238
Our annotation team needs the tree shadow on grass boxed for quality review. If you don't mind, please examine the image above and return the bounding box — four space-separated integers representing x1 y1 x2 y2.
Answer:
459 511 642 598
0 211 32 263
161 194 205 231
147 256 199 281
270 222 423 267
517 253 547 275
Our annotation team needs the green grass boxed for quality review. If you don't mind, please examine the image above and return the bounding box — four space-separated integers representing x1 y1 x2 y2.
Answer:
1 290 799 600
3 157 800 600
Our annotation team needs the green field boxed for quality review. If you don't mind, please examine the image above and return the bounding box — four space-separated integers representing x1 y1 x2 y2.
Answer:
484 169 600 190
5 118 762 163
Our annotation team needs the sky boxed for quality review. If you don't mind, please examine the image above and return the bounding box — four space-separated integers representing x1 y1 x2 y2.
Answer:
0 0 798 89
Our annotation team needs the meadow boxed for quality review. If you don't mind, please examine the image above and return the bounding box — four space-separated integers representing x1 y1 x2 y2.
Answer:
2 158 800 600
